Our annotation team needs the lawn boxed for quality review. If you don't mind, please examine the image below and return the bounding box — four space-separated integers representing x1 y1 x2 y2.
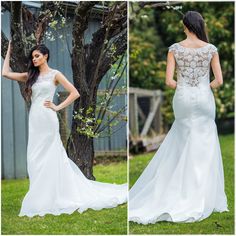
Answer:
129 134 234 234
1 160 127 235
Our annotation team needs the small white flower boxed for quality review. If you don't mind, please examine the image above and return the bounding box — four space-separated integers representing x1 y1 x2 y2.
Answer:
202 60 208 67
202 47 208 53
190 61 196 68
183 51 189 56
187 54 192 61
178 60 184 66
185 62 190 67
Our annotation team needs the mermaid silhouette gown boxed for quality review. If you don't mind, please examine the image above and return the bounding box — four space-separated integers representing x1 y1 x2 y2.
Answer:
129 43 228 224
19 69 127 217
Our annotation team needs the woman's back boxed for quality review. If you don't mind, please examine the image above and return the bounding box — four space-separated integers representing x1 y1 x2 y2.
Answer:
169 42 217 87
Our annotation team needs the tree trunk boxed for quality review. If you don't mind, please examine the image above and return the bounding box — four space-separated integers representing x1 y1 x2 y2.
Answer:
67 90 97 180
68 127 95 180
67 1 127 179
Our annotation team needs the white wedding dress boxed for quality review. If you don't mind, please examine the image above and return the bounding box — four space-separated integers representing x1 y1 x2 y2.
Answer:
129 43 228 224
19 69 127 217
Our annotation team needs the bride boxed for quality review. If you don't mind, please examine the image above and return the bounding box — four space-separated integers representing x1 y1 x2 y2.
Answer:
129 11 228 224
2 42 127 217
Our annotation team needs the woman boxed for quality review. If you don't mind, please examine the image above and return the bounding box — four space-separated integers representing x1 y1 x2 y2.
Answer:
129 11 228 224
2 42 127 217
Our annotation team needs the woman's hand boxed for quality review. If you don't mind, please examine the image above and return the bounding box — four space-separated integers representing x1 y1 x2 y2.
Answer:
44 100 59 112
2 40 28 82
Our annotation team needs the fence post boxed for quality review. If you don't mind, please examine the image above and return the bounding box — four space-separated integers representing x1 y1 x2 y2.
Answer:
129 92 139 137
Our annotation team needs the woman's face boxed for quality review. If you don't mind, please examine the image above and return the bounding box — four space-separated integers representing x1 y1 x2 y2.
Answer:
32 50 48 67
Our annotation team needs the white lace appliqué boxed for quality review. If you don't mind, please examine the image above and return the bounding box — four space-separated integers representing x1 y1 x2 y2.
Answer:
36 70 57 84
168 43 218 87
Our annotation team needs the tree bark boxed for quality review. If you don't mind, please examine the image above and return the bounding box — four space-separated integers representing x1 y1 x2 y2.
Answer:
3 1 127 180
66 2 97 180
67 94 97 180
67 2 127 180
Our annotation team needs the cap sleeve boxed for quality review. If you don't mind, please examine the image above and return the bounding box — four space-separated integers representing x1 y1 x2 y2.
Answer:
168 43 178 57
209 44 218 59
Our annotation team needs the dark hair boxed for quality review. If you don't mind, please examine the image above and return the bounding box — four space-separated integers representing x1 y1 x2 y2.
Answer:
25 44 50 100
183 11 208 43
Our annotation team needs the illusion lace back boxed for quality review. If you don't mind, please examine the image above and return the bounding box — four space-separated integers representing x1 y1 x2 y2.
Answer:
169 43 218 87
128 43 228 224
19 69 127 217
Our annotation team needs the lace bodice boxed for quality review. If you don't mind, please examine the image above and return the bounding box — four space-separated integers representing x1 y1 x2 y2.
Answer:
31 69 58 103
168 43 218 87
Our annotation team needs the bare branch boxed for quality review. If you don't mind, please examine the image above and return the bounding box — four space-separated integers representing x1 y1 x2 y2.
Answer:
94 54 125 133
139 1 182 8
97 122 127 138
96 104 127 134
94 61 127 133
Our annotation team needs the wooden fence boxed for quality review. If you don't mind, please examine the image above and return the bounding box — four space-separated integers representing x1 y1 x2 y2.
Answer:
129 87 165 153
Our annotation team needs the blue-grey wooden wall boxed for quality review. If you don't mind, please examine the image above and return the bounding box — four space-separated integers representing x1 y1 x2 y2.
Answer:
1 3 127 179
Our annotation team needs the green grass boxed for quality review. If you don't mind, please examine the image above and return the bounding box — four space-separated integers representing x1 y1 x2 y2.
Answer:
129 134 234 234
2 161 127 235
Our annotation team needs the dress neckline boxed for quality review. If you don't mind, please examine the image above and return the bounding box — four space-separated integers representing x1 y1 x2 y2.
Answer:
38 69 54 77
177 42 210 50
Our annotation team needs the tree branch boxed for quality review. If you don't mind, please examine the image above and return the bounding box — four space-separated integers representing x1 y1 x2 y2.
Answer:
1 2 11 12
94 61 127 133
35 2 62 44
72 1 96 95
98 29 127 81
86 2 127 99
1 31 9 59
98 122 126 138
96 104 127 134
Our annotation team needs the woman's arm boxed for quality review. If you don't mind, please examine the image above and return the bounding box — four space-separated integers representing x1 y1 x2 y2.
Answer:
44 72 80 111
210 53 223 89
2 41 28 82
165 51 177 89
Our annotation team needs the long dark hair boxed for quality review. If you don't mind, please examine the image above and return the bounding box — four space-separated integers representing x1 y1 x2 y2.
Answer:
183 11 209 43
25 44 50 100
